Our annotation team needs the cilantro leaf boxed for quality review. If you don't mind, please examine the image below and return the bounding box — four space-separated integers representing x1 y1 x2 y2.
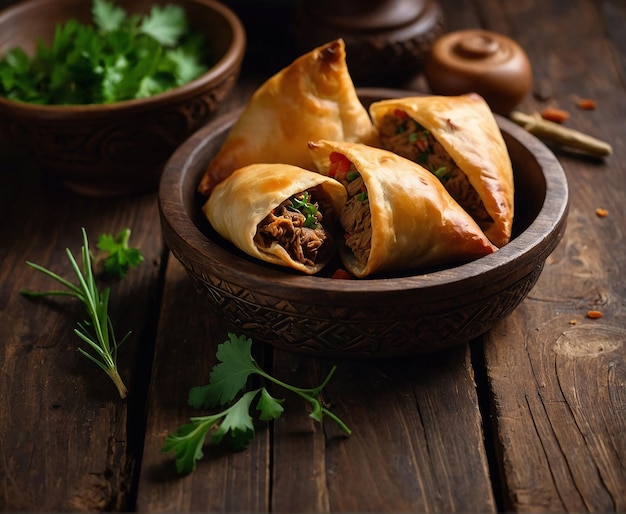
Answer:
97 228 144 279
167 46 208 85
140 4 187 47
211 390 258 450
161 413 222 474
92 0 126 33
189 334 259 408
257 388 284 421
162 390 261 474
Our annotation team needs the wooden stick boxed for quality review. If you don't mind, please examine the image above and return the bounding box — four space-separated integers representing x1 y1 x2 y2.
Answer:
510 111 612 157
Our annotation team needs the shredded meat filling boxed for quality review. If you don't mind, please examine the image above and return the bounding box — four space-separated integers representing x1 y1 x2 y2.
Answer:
338 176 371 267
255 192 331 266
379 112 492 226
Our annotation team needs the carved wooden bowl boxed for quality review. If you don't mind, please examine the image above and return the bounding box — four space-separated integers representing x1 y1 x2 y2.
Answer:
159 89 569 357
0 0 245 196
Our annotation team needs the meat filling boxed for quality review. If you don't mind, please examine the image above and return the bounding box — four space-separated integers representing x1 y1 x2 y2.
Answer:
328 152 371 266
379 111 492 226
255 189 333 267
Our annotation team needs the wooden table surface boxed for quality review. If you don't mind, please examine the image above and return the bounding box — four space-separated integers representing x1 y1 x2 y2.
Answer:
1 0 625 511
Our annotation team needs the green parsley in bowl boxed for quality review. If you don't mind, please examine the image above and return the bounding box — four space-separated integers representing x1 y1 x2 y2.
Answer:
0 0 245 196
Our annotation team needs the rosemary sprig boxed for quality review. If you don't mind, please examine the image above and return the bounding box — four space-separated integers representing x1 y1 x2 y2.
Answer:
21 228 129 398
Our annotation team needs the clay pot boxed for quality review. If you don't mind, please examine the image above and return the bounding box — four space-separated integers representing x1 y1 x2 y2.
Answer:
424 29 533 114
294 0 445 84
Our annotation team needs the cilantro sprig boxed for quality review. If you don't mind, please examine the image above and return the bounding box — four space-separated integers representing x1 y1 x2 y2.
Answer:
0 0 209 105
21 227 144 398
162 333 351 474
97 228 144 279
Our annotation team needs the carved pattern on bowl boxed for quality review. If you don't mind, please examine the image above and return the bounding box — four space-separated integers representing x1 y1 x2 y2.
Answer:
179 259 544 357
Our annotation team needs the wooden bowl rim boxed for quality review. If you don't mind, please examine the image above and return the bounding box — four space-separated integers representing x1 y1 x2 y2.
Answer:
159 87 569 296
0 0 246 116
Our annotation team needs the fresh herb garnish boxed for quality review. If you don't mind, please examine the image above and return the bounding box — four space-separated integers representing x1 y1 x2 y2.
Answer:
162 333 350 474
289 192 320 228
97 228 144 279
0 0 208 105
21 228 138 398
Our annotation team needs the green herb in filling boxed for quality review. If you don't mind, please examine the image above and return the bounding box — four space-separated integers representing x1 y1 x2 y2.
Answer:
288 192 319 228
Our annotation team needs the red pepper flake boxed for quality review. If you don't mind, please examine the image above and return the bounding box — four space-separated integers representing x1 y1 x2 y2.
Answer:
586 310 603 319
595 207 609 217
331 268 353 280
577 98 597 110
415 138 428 152
540 107 570 123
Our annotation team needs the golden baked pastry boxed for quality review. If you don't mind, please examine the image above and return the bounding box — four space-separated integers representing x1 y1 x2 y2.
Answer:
308 140 497 278
369 93 514 247
202 163 347 274
198 38 378 196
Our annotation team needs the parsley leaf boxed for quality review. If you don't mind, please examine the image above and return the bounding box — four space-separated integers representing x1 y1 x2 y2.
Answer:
97 228 144 279
162 333 350 474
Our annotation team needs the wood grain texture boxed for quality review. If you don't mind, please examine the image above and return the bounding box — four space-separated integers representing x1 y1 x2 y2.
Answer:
478 0 626 511
315 346 496 512
136 258 270 512
0 165 164 510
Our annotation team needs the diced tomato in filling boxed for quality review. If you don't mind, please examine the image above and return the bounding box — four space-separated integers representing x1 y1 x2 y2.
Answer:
328 152 352 181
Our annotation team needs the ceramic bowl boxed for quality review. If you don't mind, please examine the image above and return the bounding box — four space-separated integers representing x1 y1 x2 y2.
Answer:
0 0 245 196
158 88 569 357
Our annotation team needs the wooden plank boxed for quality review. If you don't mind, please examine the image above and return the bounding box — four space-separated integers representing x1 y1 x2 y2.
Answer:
134 261 495 512
270 345 497 512
135 257 270 512
482 0 626 510
0 164 164 509
599 0 626 80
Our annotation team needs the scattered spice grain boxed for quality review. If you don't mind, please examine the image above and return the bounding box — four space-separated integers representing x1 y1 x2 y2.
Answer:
595 207 609 217
540 107 570 123
577 98 597 110
586 310 603 319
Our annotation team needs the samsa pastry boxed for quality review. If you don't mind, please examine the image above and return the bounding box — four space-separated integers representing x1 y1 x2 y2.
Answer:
369 93 514 248
202 163 347 275
308 140 497 278
197 38 378 196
